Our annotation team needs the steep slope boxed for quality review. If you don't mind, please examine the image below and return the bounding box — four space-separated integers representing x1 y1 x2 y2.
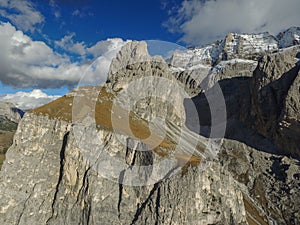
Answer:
0 35 299 225
250 46 300 158
0 102 23 123
0 41 246 225
169 27 300 91
0 102 23 168
277 27 300 48
189 44 300 224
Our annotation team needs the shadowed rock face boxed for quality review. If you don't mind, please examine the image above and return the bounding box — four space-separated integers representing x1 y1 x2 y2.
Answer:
250 46 300 158
0 35 300 225
185 45 300 223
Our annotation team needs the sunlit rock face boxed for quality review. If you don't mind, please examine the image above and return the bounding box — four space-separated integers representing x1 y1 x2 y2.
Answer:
0 28 300 225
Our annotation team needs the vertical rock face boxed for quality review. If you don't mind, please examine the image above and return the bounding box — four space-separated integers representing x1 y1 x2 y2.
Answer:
0 108 247 225
0 32 300 225
250 46 300 157
220 139 300 225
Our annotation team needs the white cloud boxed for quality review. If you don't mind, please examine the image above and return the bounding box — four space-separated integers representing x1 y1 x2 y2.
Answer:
0 0 44 32
54 36 127 58
166 0 300 45
55 35 130 84
55 33 86 55
0 89 60 110
80 40 129 85
87 38 127 57
0 22 128 89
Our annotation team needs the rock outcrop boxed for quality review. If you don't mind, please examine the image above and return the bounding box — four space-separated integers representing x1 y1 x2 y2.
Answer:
169 27 300 90
0 113 247 224
0 30 300 225
250 46 300 158
0 42 245 224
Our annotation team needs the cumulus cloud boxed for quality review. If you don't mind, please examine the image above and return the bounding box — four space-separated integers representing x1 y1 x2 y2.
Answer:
0 0 44 32
165 0 300 45
55 35 126 58
87 38 127 58
55 33 86 55
0 22 128 89
0 89 60 110
79 40 130 86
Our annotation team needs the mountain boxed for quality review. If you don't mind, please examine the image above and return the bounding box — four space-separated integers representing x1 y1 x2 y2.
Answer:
277 27 300 48
0 102 23 168
0 28 299 225
169 27 300 91
0 89 60 111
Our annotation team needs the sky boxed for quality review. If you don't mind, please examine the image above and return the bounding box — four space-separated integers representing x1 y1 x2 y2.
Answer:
0 0 299 109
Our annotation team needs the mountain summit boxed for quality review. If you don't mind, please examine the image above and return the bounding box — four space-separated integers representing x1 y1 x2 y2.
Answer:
0 28 299 225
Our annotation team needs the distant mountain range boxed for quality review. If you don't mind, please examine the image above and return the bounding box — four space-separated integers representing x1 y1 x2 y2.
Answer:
0 89 60 111
0 102 23 168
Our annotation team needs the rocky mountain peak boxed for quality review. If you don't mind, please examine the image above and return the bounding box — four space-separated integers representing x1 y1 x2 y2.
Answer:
107 41 171 92
169 27 300 71
277 27 300 48
108 41 150 77
0 29 300 225
0 101 23 123
108 41 165 80
222 31 278 60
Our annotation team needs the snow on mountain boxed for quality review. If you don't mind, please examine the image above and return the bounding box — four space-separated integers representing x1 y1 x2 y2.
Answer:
168 42 222 69
222 32 278 59
0 89 60 110
277 27 300 48
169 27 299 72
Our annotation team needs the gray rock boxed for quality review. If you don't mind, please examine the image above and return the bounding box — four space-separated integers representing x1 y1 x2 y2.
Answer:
220 139 300 225
0 112 248 225
0 39 300 225
200 59 258 90
250 46 300 157
277 27 300 48
0 102 23 123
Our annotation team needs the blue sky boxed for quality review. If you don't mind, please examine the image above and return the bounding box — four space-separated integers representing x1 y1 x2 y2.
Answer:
0 0 299 100
0 0 184 96
34 0 183 44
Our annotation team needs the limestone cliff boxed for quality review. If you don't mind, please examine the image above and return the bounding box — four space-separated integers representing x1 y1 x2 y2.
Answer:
250 46 300 158
0 35 299 225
